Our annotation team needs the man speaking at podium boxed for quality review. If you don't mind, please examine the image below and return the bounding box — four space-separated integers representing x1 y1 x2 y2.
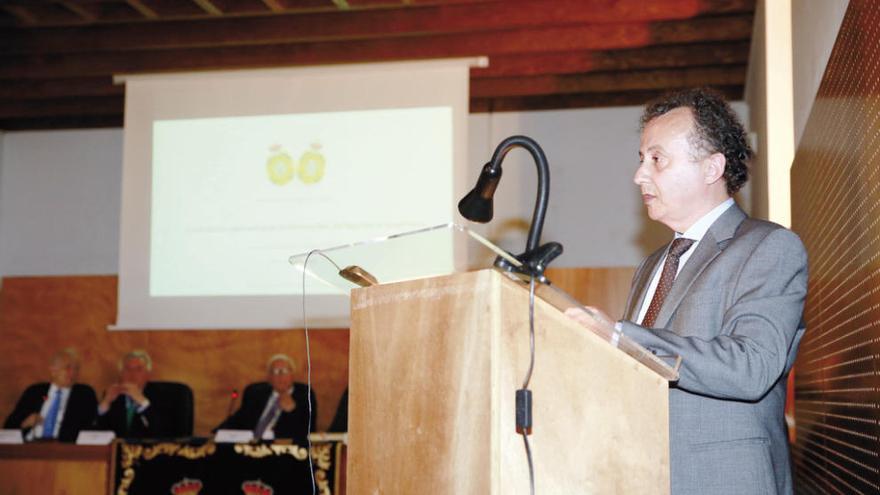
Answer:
567 88 807 495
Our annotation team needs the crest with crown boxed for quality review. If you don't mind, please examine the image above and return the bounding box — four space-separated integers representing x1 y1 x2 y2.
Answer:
241 479 274 495
170 478 203 495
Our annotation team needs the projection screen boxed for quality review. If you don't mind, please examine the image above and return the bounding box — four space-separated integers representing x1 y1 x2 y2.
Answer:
114 58 483 329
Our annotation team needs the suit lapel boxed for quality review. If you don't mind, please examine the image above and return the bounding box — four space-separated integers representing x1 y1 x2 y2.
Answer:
653 204 746 328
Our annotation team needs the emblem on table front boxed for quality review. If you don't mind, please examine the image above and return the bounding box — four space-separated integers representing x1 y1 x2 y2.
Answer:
242 479 274 495
170 478 203 495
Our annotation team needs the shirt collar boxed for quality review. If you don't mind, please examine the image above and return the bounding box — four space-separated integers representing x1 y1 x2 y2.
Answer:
48 383 70 395
677 198 735 241
270 387 293 399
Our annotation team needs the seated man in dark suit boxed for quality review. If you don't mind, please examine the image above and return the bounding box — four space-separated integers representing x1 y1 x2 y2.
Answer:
95 350 183 439
4 348 98 442
217 354 316 443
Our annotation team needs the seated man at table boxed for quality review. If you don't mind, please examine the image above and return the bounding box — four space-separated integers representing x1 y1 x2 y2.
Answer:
217 354 316 443
4 348 98 442
95 349 184 439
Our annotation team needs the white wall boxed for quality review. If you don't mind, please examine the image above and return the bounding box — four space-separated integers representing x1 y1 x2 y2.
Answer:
745 0 848 224
0 104 748 279
471 106 670 267
0 129 122 277
792 0 849 145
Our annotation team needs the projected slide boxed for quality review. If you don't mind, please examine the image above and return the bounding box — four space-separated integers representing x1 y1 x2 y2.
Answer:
150 107 453 297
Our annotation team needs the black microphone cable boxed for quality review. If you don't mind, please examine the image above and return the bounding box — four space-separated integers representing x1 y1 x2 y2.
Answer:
516 275 537 495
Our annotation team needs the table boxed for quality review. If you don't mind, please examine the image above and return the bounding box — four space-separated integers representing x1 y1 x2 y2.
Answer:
0 442 113 493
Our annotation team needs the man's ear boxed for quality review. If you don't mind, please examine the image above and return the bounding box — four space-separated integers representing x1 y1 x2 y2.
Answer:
704 152 726 184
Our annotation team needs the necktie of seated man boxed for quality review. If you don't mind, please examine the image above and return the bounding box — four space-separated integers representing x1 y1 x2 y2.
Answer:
641 238 695 328
125 396 137 430
42 390 62 439
254 397 281 440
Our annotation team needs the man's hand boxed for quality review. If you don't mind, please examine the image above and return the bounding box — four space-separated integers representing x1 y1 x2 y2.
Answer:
118 383 148 406
99 384 124 412
20 412 42 429
278 393 297 413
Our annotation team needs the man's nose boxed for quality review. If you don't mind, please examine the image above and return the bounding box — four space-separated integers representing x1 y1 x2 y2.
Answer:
633 164 649 185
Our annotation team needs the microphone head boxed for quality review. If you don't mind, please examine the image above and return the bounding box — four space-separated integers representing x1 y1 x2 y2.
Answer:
458 189 493 223
458 162 501 223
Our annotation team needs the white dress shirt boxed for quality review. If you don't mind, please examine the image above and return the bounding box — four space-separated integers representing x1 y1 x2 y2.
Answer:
27 384 70 440
257 387 292 440
636 198 735 325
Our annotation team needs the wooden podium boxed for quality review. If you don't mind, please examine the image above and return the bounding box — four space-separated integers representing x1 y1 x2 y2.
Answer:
347 269 672 494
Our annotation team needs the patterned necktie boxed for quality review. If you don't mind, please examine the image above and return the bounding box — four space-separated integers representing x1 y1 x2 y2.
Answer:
641 238 695 328
125 397 137 430
254 396 281 440
42 390 62 439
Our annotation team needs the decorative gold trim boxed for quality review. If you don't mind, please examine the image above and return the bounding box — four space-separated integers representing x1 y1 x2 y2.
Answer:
116 444 144 495
143 442 216 461
310 443 333 495
234 443 309 460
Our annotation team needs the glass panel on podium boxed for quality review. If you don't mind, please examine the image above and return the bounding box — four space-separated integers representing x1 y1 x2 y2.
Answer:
288 223 678 381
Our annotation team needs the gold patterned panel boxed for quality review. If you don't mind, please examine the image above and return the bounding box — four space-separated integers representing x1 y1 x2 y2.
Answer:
790 1 880 492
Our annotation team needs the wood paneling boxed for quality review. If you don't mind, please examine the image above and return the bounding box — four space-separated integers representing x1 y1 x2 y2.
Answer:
0 268 631 437
790 1 880 492
545 266 635 320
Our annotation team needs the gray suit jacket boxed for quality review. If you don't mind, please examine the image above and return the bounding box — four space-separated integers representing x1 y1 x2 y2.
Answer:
619 204 807 495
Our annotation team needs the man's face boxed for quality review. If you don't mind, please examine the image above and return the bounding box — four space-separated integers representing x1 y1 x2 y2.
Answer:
121 357 150 390
268 359 295 394
49 357 76 388
635 107 711 233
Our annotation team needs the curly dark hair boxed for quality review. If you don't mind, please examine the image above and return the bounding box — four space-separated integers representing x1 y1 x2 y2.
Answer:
640 88 751 195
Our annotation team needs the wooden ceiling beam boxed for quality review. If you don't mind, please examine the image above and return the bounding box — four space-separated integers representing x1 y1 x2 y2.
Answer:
261 0 285 12
474 42 751 78
125 0 158 19
0 2 754 54
470 85 744 113
59 2 98 22
0 42 747 101
190 0 224 16
1 5 39 25
1 53 747 101
0 19 752 79
471 66 747 98
0 95 124 119
0 76 121 99
0 85 746 124
0 115 123 131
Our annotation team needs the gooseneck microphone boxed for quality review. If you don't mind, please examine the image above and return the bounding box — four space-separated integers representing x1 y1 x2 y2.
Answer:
458 135 563 281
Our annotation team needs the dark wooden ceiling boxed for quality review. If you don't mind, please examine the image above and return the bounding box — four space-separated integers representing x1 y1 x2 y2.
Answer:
0 0 754 131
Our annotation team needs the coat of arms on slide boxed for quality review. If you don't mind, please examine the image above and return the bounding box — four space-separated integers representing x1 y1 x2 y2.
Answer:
266 142 326 185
